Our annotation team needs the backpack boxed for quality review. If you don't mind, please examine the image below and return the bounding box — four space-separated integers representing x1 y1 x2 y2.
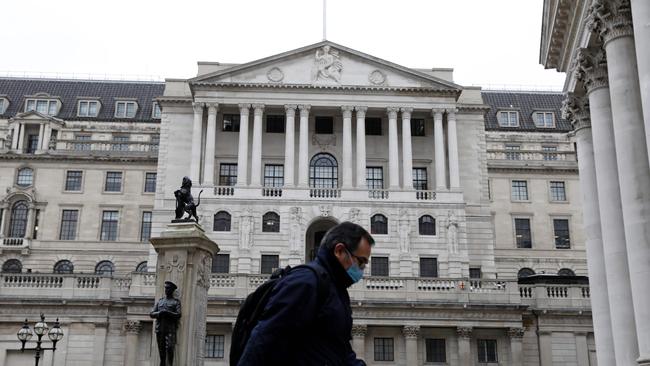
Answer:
229 263 329 366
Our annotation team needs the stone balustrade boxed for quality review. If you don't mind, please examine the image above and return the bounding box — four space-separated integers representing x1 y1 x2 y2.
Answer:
487 149 577 162
55 139 158 155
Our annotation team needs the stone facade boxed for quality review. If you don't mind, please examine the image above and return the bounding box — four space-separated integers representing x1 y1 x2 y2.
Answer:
0 41 597 365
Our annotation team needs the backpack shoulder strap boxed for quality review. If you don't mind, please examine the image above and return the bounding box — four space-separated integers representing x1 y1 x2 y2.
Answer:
291 263 330 306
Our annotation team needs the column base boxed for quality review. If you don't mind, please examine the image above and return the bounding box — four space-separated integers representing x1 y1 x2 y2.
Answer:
638 357 650 366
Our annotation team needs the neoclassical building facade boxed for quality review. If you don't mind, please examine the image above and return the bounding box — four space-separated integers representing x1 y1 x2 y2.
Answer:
0 41 597 365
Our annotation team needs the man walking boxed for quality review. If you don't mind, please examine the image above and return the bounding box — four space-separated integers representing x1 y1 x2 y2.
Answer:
237 221 374 365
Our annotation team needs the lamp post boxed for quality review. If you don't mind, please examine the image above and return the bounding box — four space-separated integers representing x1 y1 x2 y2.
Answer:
17 314 64 366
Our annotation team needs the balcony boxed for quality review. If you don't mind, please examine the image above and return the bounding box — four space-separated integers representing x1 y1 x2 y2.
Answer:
0 237 30 254
52 140 158 157
487 148 577 170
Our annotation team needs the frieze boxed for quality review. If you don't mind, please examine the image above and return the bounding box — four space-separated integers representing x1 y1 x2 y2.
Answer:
351 324 367 338
402 325 420 338
507 327 525 338
456 327 472 338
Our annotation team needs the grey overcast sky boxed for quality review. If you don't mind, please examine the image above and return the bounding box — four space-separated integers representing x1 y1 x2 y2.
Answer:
0 0 566 88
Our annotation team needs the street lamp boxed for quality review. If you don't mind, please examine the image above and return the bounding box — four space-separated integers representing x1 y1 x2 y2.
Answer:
17 314 64 366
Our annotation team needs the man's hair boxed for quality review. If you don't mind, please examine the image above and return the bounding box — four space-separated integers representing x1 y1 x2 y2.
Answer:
320 222 375 253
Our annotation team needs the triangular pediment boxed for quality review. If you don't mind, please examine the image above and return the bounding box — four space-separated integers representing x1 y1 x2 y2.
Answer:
191 41 461 91
10 110 64 124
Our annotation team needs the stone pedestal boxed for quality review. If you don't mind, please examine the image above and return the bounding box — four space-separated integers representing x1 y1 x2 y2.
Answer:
150 222 219 366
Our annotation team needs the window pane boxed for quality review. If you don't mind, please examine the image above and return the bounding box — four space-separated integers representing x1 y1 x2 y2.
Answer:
505 145 521 160
60 210 79 240
213 211 231 232
89 101 98 116
309 153 338 188
17 168 33 187
262 212 280 233
140 211 152 242
105 172 122 192
264 165 284 187
101 211 119 241
36 100 48 114
366 167 384 190
211 254 230 273
374 338 394 361
371 214 387 234
515 218 532 248
95 261 114 275
48 101 57 115
205 335 225 358
511 180 528 200
418 215 436 235
26 100 35 112
469 267 482 279
425 339 446 363
79 101 88 116
145 172 157 192
413 168 428 190
420 257 438 277
116 102 125 117
266 115 285 133
126 102 136 117
261 255 279 274
550 181 566 201
411 118 425 136
223 114 240 132
9 201 29 237
315 116 333 134
554 219 571 249
365 117 382 136
219 164 238 186
153 103 161 118
54 260 74 274
371 256 389 276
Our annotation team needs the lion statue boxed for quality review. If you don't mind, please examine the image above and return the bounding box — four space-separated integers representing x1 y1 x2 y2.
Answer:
174 176 203 222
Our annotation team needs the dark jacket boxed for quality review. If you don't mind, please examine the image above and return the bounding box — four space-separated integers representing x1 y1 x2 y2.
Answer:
237 247 366 366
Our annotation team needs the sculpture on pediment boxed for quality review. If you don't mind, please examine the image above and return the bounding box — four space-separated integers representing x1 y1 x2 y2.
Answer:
267 67 284 83
368 70 387 86
312 45 342 84
398 209 411 253
239 208 254 250
289 207 303 254
447 211 459 253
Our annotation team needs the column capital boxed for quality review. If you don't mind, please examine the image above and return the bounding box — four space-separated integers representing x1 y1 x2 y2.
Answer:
124 320 142 334
341 105 353 118
445 108 458 117
587 0 634 45
574 47 609 94
206 103 218 115
507 327 525 339
562 92 591 131
386 107 399 119
351 324 367 338
298 104 311 117
456 327 472 339
432 109 444 118
400 107 413 119
192 102 205 114
252 104 265 115
285 104 297 117
238 103 251 113
402 325 420 339
355 106 367 118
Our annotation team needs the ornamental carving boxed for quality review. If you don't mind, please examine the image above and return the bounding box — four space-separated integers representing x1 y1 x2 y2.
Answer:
447 211 459 254
398 209 411 253
164 255 186 274
312 134 337 150
319 204 333 217
562 93 591 131
239 208 254 250
267 67 284 83
312 45 343 84
402 325 420 338
196 253 211 290
587 0 633 45
574 48 609 93
368 70 387 86
289 207 303 254
348 208 361 224
351 324 367 337
124 320 142 334
456 327 472 338
508 327 525 339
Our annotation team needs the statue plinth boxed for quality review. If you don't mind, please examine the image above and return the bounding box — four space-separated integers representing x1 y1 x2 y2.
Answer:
150 222 219 366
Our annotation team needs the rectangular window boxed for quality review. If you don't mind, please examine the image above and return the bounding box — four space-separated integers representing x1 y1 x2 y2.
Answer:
550 181 566 201
315 116 333 134
140 211 152 242
205 335 225 359
469 267 482 279
374 338 394 361
78 100 100 117
515 218 532 248
219 164 238 186
411 118 425 136
26 134 39 153
26 99 57 115
115 101 137 118
413 168 428 190
497 111 519 127
264 164 284 187
420 257 438 278
370 256 389 276
261 255 280 274
477 339 498 363
511 180 528 201
100 211 119 241
505 144 521 160
105 172 123 192
366 167 384 189
65 171 83 191
365 117 382 136
266 115 285 133
151 134 160 152
534 112 555 128
145 172 157 193
223 114 240 132
112 135 129 151
425 338 446 363
554 219 571 249
73 134 91 151
542 145 558 161
59 209 79 240
152 102 162 119
212 253 230 273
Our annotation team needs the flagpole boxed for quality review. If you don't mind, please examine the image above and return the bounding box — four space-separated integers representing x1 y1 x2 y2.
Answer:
322 0 327 40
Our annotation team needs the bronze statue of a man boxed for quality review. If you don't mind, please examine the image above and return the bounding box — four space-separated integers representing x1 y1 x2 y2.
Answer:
150 281 181 366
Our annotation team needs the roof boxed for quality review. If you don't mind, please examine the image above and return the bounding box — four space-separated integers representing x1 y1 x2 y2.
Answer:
0 78 165 122
482 91 571 132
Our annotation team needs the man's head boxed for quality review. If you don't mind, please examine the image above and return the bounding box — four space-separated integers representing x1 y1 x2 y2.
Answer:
320 222 374 275
164 281 177 297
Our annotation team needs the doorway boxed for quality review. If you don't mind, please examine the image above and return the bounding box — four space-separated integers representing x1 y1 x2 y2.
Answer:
305 218 338 262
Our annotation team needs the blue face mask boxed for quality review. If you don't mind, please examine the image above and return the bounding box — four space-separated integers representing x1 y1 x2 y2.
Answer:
345 250 364 283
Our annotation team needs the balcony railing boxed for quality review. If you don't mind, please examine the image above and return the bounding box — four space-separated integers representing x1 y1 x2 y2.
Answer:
214 186 235 196
309 188 341 198
368 189 390 199
487 149 577 162
2 237 25 246
262 187 283 197
55 140 158 155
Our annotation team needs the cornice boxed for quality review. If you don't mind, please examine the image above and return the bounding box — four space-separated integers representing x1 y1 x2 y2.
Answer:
156 97 193 107
0 151 158 164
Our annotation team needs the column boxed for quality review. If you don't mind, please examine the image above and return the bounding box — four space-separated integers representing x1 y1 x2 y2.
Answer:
298 105 310 187
631 0 650 159
203 103 218 186
456 327 472 365
341 106 354 189
538 331 553 366
236 104 251 187
446 108 461 189
593 6 650 364
37 123 44 151
433 109 446 190
92 323 108 366
402 326 419 366
17 122 26 152
250 104 264 187
401 108 414 189
284 105 297 187
355 106 367 188
123 320 141 366
11 123 20 150
25 205 35 239
0 205 8 236
387 107 399 189
575 332 590 366
574 49 637 365
508 328 524 366
41 125 52 151
190 102 204 183
351 324 367 361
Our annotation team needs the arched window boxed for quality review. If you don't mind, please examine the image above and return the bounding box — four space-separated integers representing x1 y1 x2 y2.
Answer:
558 268 575 276
517 268 535 278
2 259 22 273
16 168 33 187
95 261 115 276
309 153 338 188
213 211 231 232
418 215 436 235
9 201 29 238
135 261 148 272
371 214 388 235
262 212 280 233
53 260 74 274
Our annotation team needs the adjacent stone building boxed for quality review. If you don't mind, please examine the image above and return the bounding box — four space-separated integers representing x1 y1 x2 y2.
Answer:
1 41 596 365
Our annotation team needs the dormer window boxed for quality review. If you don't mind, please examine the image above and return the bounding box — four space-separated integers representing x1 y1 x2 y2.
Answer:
534 111 555 128
115 101 137 118
0 98 8 114
152 102 162 119
25 99 58 116
78 100 100 117
497 111 519 127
